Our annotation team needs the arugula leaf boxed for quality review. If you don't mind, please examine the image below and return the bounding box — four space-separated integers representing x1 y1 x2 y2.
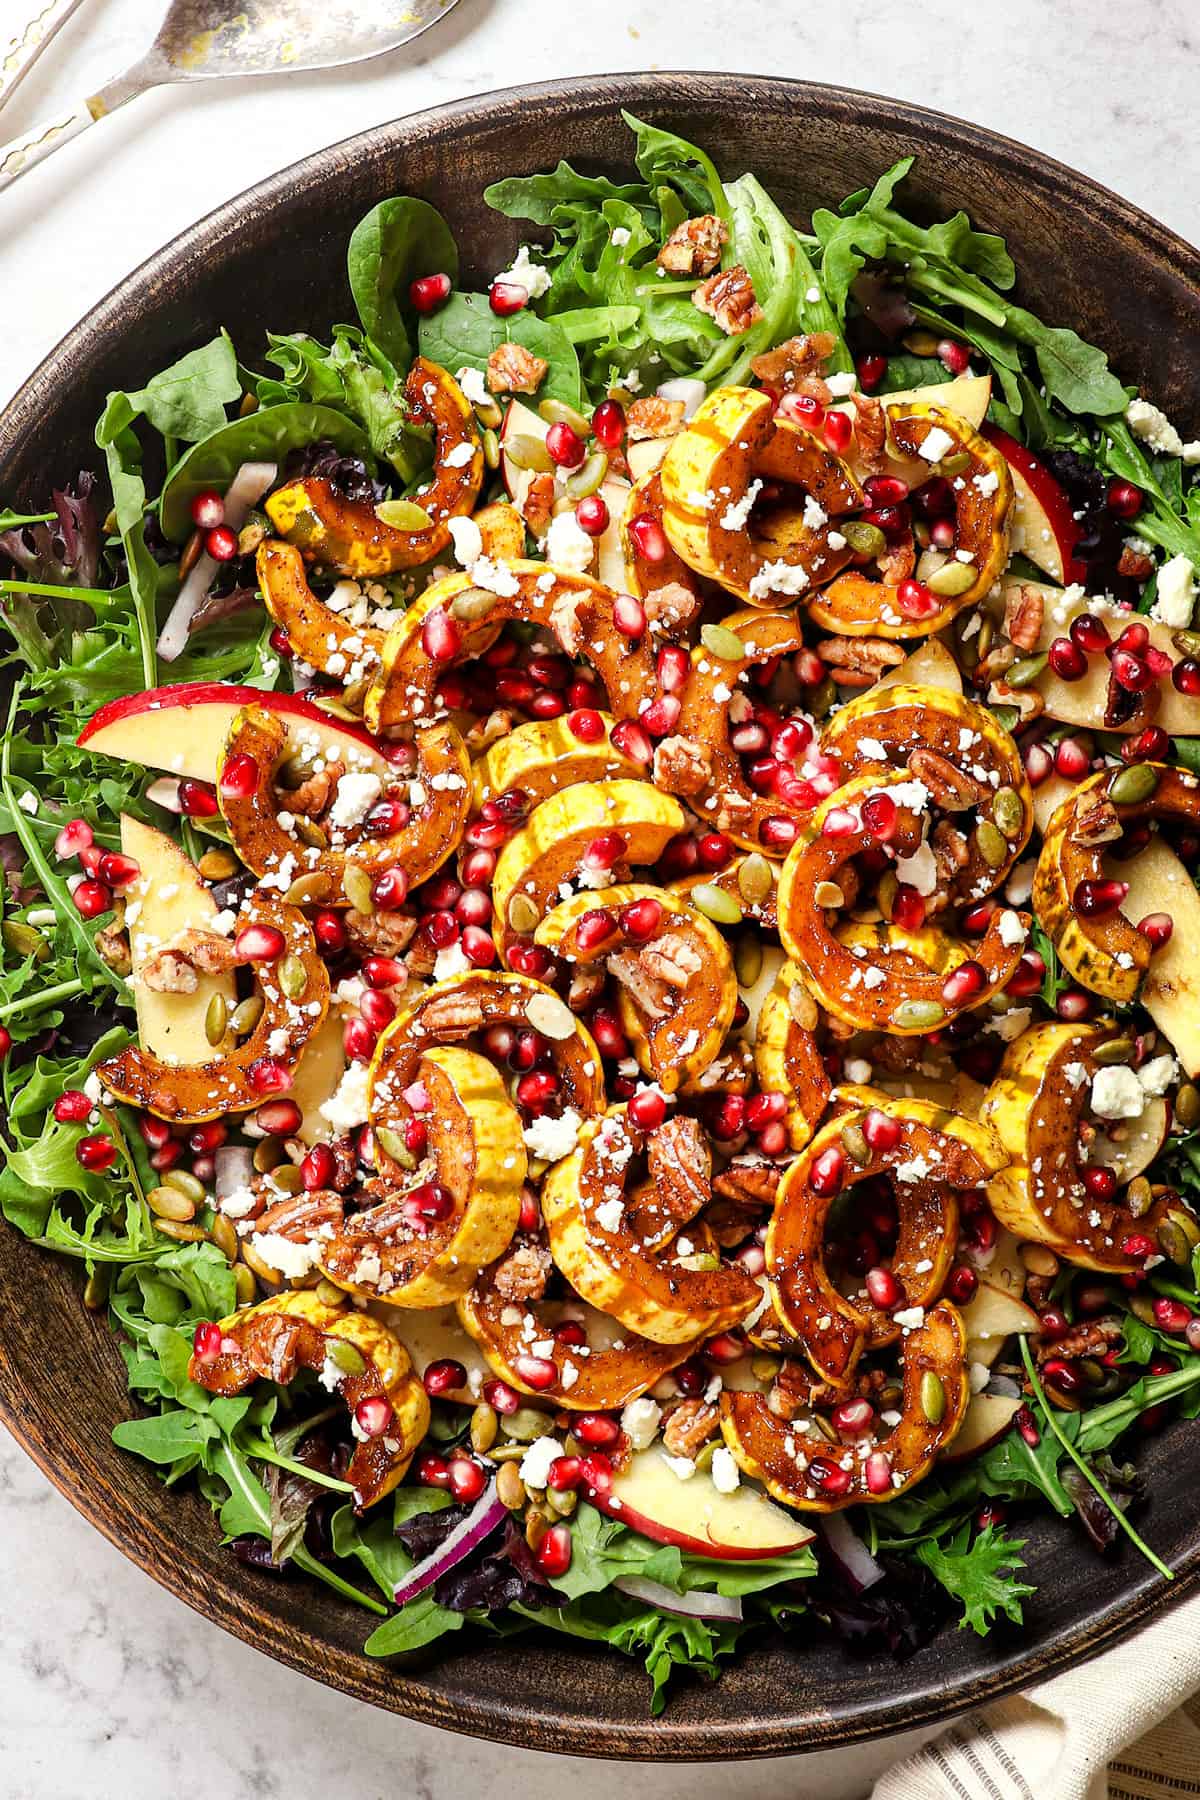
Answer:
486 161 655 231
327 328 433 483
1031 920 1070 1008
914 1523 1034 1635
94 394 163 689
520 1588 744 1716
127 333 242 443
347 197 459 376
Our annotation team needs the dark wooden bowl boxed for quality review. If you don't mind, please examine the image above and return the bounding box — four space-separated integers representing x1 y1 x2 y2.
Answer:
2 74 1198 1760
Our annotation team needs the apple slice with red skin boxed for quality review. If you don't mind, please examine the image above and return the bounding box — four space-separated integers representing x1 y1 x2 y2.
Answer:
982 424 1086 585
939 1391 1024 1463
78 683 393 783
591 1445 815 1560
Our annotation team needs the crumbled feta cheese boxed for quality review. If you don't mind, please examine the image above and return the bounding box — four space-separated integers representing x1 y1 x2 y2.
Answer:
621 1397 662 1450
496 245 552 300
719 479 762 531
974 469 1000 497
1150 553 1196 628
443 441 476 469
1126 397 1185 458
249 1231 325 1280
16 791 37 815
968 1362 991 1395
843 1057 873 1085
748 557 810 600
895 840 938 896
710 1447 741 1493
610 226 631 247
825 371 857 397
1138 1054 1178 1097
455 364 489 407
319 1061 372 1132
1005 860 1036 906
1089 1064 1145 1121
328 771 382 830
984 1006 1032 1043
996 909 1027 949
447 514 484 567
543 509 595 574
519 1436 564 1490
433 941 472 981
662 1452 697 1481
893 1306 925 1330
919 426 955 463
594 1197 625 1233
523 1106 583 1163
802 493 828 530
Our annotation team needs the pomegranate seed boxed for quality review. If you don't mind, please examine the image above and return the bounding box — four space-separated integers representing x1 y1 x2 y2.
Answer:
507 942 553 977
363 797 409 838
1137 912 1173 948
137 1114 171 1150
568 492 609 539
314 910 348 953
72 879 111 919
641 694 682 737
865 1266 902 1309
1067 613 1109 657
516 1071 559 1115
1020 742 1052 789
204 524 237 563
760 816 798 850
1111 648 1152 693
584 829 627 871
543 421 584 470
575 909 618 952
696 831 733 871
1107 479 1143 519
862 1108 902 1153
300 1143 336 1191
564 707 604 745
459 925 495 968
937 338 970 375
1043 1357 1082 1395
268 626 293 659
591 399 625 447
1074 878 1128 918
861 792 898 842
343 1014 377 1061
1082 1164 1117 1201
1056 990 1092 1021
703 1332 747 1367
53 817 93 860
519 1189 542 1235
218 753 260 801
656 644 690 694
1015 1407 1041 1448
254 1098 302 1136
590 1009 628 1058
179 780 219 818
192 1321 223 1363
76 1133 116 1172
946 1265 978 1305
1122 1231 1156 1262
358 954 402 991
613 593 648 639
489 279 528 315
809 1145 846 1197
1006 953 1047 1000
53 1089 93 1123
415 1452 451 1487
1122 725 1171 763
832 1397 875 1437
942 960 988 1007
554 1319 587 1348
235 922 286 962
96 851 139 889
610 718 653 764
1054 737 1092 779
454 888 492 929
780 392 825 428
863 475 910 507
746 1092 787 1131
404 1118 428 1157
1174 659 1200 696
514 1353 558 1390
190 490 225 530
794 647 825 686
823 409 853 453
1038 1307 1070 1341
483 1378 520 1416
1154 1298 1193 1333
627 516 667 565
1146 647 1173 679
547 1455 582 1491
536 1523 573 1578
249 1057 292 1095
579 1452 613 1495
189 1120 225 1154
1115 621 1149 655
856 354 887 393
618 896 663 940
757 1121 787 1155
628 1087 668 1131
574 1413 621 1449
865 1452 893 1495
448 1457 488 1503
930 518 957 551
409 271 452 314
890 885 926 931
895 578 938 619
421 609 462 662
710 1094 746 1140
809 1458 852 1497
372 867 409 909
354 1396 394 1438
961 900 996 936
1047 637 1087 681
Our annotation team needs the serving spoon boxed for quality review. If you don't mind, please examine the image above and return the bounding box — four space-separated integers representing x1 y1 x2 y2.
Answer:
0 0 461 193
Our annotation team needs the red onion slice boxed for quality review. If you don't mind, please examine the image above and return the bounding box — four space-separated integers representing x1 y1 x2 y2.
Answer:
158 460 277 663
817 1512 884 1593
214 1146 255 1201
613 1574 743 1622
393 1480 506 1605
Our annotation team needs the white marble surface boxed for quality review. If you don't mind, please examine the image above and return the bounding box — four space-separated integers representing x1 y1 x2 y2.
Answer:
1 2 1198 1795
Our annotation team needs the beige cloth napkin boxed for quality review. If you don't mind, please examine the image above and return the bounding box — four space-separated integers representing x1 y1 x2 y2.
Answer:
872 1587 1200 1800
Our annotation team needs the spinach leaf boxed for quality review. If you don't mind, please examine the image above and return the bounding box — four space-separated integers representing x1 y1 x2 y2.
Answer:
127 333 242 443
159 402 372 540
348 197 459 376
418 293 583 407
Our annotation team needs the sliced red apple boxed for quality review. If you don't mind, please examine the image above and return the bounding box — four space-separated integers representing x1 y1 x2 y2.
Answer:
121 816 235 1066
837 374 993 487
594 1445 814 1559
1032 770 1077 837
499 398 550 512
78 684 392 784
957 1280 1040 1345
939 1390 1023 1462
965 1225 1026 1300
289 1012 348 1146
385 1304 493 1402
873 636 964 697
593 475 633 592
982 425 1085 585
1090 1095 1169 1184
626 437 672 482
1111 834 1200 1075
1018 579 1200 736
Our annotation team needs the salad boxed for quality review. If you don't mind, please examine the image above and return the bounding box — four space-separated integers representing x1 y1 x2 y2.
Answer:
3 110 1200 1715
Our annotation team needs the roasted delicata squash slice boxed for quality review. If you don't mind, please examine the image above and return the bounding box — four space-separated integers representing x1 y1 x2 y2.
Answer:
660 385 861 606
218 704 470 904
490 781 686 966
752 958 832 1151
534 882 737 1092
672 852 780 930
317 1047 525 1306
1033 763 1200 1005
542 1107 760 1344
264 359 483 575
458 1249 692 1409
99 893 330 1121
189 1290 428 1510
767 1091 1004 1382
364 561 659 735
472 712 644 812
257 539 384 684
372 970 606 1120
720 1304 969 1512
823 681 1032 898
776 772 1030 1033
980 1021 1190 1272
666 609 808 854
809 404 1012 638
621 469 706 602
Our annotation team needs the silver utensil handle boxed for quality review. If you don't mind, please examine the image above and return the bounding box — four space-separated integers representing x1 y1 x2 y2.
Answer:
1 0 91 115
0 66 149 193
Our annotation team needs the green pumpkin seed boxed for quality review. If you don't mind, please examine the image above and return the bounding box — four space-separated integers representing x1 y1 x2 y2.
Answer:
750 1354 781 1382
327 1339 366 1377
450 585 500 622
991 705 1020 733
199 848 238 881
926 560 976 598
506 1407 552 1443
231 994 265 1036
315 1277 345 1308
841 520 887 558
1077 1356 1107 1389
276 750 317 790
482 427 501 471
284 870 332 906
278 953 308 1000
1129 1292 1158 1326
375 498 434 531
294 818 329 851
210 1213 239 1263
504 432 555 474
204 992 229 1047
149 1184 197 1223
877 869 899 921
507 893 541 935
546 1484 578 1518
83 1267 111 1310
488 1441 529 1464
1167 1206 1200 1248
1006 652 1048 689
1126 1176 1153 1219
1175 1083 1200 1129
734 933 762 989
539 397 592 436
164 1168 206 1203
2 919 50 962
343 863 375 915
1156 1220 1192 1267
840 1121 870 1166
1107 762 1160 806
677 1251 720 1271
564 451 609 500
470 1403 499 1455
155 1219 209 1244
811 1413 840 1444
736 853 773 906
891 998 946 1030
938 451 972 477
496 1461 527 1508
234 1265 259 1305
814 880 845 908
691 882 743 925
473 397 503 431
974 821 1009 869
920 1371 946 1425
901 329 940 357
1092 1036 1134 1066
700 623 747 661
253 1138 285 1174
375 1125 414 1168
268 1162 303 1195
992 787 1024 839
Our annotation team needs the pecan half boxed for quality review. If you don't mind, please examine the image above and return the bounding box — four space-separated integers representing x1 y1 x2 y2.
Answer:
282 759 345 819
908 745 987 811
626 396 685 440
492 1238 552 1303
692 265 762 336
662 1397 720 1458
657 214 728 277
345 909 418 957
639 931 703 989
520 472 556 539
749 331 837 392
643 580 702 633
486 342 548 396
1003 583 1044 652
652 733 713 797
1118 545 1154 581
606 948 669 1020
633 1116 711 1236
850 392 886 474
255 1191 345 1240
140 926 241 992
713 1154 788 1208
1071 796 1123 847
817 636 906 683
